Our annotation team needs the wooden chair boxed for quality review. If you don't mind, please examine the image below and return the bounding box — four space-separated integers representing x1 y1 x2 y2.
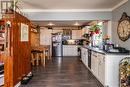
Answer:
31 51 36 66
40 45 51 60
31 47 42 66
31 50 40 66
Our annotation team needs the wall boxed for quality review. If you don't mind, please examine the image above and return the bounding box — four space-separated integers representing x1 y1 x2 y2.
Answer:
0 14 2 19
31 32 40 47
102 21 112 41
112 0 130 50
26 12 112 21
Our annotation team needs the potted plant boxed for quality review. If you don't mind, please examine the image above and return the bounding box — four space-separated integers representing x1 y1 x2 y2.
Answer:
89 24 102 35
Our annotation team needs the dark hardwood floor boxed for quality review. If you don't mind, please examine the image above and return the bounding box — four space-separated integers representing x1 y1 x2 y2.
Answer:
20 57 104 87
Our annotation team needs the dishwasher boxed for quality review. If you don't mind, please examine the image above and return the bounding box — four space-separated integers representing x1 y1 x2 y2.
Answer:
88 49 91 69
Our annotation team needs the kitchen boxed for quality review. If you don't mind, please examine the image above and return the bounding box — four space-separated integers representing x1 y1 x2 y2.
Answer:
32 19 130 87
0 0 130 87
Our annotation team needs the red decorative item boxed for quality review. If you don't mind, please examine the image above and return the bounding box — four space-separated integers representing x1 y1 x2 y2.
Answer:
90 31 94 36
95 29 100 34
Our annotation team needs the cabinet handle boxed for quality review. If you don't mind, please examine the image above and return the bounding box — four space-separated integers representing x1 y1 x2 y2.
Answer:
93 55 97 57
103 57 105 62
99 61 101 65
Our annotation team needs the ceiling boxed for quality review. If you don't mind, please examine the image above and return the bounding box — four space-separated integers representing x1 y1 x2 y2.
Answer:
19 0 126 27
32 20 91 27
21 0 123 10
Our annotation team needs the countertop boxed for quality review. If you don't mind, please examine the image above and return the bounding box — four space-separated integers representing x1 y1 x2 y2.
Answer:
63 44 77 45
82 46 130 55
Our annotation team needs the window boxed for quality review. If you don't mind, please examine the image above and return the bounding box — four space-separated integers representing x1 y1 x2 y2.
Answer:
92 22 103 47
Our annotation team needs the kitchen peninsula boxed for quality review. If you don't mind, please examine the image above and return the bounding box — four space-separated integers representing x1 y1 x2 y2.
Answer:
81 46 130 87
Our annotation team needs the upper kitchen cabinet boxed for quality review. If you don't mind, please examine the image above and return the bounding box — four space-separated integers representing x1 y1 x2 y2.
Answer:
81 26 90 35
72 30 82 39
63 29 72 39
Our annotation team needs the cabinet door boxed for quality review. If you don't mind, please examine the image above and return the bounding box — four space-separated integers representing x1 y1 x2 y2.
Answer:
94 55 99 77
91 52 99 77
81 48 85 62
91 52 96 73
72 30 77 39
85 49 88 67
72 30 81 39
81 48 86 65
63 46 67 56
98 54 105 85
81 48 84 61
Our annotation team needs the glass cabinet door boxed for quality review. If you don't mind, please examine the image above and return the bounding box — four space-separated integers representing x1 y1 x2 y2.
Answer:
119 58 130 87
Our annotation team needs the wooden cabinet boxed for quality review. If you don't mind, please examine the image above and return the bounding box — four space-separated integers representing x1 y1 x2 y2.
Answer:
63 45 78 56
2 12 31 87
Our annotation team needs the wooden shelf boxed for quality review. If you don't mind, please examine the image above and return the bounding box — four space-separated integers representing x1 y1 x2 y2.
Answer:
0 30 5 33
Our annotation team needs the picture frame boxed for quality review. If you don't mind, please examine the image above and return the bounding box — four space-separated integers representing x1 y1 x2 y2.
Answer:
21 23 29 42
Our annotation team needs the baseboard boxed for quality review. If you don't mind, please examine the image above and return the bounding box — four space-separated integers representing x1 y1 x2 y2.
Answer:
14 72 32 87
14 82 21 87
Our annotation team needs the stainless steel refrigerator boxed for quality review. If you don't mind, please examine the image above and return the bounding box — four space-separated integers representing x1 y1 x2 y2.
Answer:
52 33 63 57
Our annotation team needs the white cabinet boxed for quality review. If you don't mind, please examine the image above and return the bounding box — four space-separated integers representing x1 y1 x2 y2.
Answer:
98 53 105 85
91 52 105 85
72 30 82 39
63 45 78 56
85 49 88 67
91 51 99 77
81 47 85 64
81 47 130 87
81 47 88 67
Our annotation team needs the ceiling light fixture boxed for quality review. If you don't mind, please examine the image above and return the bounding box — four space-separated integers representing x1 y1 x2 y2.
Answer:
48 22 55 26
74 22 80 26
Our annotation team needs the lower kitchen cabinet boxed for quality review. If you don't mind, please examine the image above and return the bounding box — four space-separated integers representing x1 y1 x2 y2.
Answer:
81 47 130 87
91 51 105 81
81 47 88 67
98 53 105 85
91 51 99 77
63 45 78 56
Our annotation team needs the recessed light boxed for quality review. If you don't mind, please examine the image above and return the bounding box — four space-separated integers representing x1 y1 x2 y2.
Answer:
48 22 55 26
74 22 80 26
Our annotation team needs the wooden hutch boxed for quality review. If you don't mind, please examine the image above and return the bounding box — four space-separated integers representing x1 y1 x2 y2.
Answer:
0 12 31 87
